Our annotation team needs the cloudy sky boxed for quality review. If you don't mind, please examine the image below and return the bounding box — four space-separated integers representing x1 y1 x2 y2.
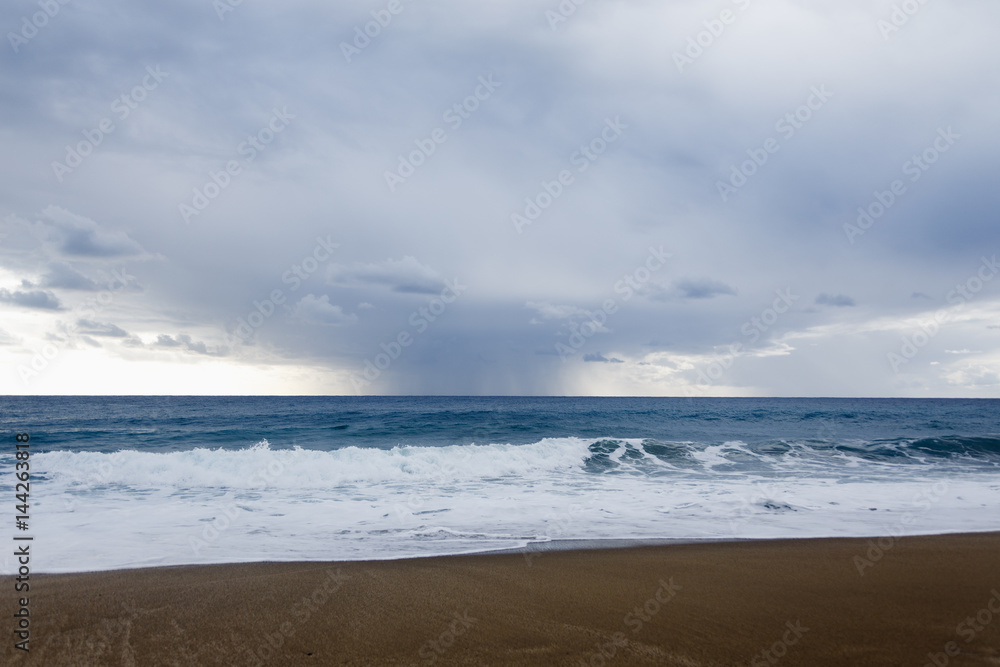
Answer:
1 0 998 396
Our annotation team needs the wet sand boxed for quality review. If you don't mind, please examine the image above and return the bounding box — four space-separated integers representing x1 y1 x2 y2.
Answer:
3 532 999 666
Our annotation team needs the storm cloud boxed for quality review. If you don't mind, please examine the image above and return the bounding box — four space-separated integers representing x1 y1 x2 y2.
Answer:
1 0 998 396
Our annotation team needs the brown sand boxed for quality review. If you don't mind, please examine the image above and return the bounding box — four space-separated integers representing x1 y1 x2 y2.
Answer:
3 533 999 666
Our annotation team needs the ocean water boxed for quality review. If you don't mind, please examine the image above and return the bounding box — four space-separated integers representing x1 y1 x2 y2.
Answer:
1 396 998 573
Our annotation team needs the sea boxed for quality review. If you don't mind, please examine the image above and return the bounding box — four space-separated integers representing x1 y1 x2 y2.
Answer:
1 396 998 573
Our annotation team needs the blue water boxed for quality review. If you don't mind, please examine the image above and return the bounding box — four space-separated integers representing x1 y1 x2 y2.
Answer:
1 397 998 572
5 395 1000 453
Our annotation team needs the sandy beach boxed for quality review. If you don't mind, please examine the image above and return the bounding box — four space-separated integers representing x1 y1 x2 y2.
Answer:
3 532 999 666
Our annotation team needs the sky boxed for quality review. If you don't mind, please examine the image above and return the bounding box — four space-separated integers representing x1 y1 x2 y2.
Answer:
1 0 998 396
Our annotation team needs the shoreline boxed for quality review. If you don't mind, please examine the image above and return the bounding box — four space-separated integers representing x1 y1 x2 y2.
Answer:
28 528 1000 575
4 532 999 665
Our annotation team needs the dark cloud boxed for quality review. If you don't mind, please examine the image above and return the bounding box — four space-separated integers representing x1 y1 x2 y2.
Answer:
76 319 129 337
0 1 999 395
43 206 145 257
327 257 443 295
154 334 226 356
815 294 856 307
39 262 101 291
154 335 182 347
583 352 623 363
0 288 63 310
673 279 737 300
80 335 102 347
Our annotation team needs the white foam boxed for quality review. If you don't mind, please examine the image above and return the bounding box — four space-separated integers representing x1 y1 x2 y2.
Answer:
36 437 594 490
690 441 743 469
3 439 999 573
